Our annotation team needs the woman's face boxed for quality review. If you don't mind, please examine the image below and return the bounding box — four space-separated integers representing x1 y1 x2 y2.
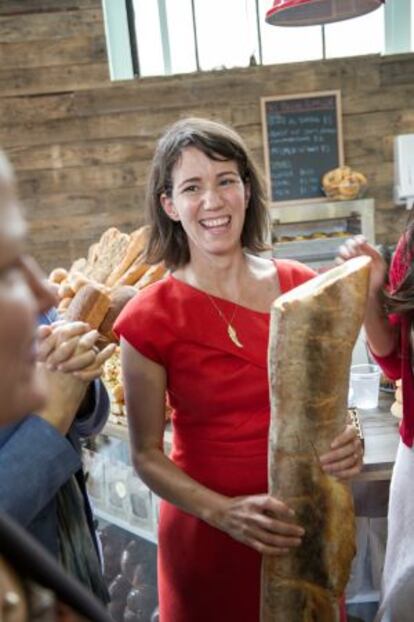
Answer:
161 146 250 260
0 179 55 425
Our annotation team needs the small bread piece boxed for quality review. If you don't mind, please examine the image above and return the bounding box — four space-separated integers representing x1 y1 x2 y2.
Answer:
69 272 90 294
136 262 167 290
58 296 73 313
105 226 150 287
58 281 75 300
49 268 68 285
65 283 111 329
112 383 124 404
118 254 150 286
99 286 137 342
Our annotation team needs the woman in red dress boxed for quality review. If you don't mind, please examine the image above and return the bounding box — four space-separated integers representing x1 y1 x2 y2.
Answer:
114 118 362 621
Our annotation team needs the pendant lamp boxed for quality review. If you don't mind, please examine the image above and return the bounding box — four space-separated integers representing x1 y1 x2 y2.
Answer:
265 0 385 27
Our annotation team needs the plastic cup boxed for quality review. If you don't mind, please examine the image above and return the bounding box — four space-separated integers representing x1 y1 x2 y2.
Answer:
350 364 381 409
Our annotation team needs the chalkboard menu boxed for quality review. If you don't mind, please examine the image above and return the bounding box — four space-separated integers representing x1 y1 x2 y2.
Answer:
261 91 344 204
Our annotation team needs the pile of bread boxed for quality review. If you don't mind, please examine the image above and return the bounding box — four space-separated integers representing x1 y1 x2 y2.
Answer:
49 226 167 419
322 166 367 201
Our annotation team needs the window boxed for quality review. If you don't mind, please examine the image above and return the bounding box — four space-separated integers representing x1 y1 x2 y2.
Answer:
120 0 411 79
324 5 385 58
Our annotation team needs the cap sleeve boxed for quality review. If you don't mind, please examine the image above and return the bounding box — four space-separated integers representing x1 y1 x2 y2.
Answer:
113 284 174 366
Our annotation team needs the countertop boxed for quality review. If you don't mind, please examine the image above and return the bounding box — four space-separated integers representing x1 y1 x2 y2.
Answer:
358 392 400 482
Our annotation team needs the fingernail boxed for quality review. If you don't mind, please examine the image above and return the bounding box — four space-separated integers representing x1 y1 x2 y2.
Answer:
288 509 295 517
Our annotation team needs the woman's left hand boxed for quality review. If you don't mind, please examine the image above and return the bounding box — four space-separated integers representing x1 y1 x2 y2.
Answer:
319 424 363 480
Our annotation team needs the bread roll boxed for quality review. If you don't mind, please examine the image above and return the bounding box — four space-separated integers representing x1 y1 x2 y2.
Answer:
99 286 137 342
65 283 111 329
58 281 75 300
49 267 68 285
58 296 73 313
261 256 371 622
67 272 90 294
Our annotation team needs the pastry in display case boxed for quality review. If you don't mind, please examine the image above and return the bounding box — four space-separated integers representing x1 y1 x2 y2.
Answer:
99 525 158 622
83 432 161 621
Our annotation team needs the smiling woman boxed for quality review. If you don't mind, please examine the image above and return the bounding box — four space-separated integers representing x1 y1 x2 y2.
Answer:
113 117 361 622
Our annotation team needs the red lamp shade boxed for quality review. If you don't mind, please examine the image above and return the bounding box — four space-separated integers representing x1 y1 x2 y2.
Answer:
265 0 385 27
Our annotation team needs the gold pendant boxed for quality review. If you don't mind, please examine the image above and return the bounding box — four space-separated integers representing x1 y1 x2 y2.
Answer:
228 324 243 348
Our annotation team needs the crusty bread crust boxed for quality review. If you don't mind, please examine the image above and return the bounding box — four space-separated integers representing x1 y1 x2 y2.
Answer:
99 286 137 342
65 283 111 329
135 262 167 289
261 256 371 621
105 226 149 287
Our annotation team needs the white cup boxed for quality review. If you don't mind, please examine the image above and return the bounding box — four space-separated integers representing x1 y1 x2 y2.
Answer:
350 364 381 409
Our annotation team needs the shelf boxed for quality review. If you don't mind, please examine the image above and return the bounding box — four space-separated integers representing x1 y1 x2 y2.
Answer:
93 505 157 544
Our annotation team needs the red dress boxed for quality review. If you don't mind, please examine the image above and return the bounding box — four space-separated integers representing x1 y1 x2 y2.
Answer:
114 260 320 622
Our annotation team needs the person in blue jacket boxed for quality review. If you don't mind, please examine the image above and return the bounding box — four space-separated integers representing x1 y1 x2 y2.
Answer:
0 147 114 620
0 231 115 601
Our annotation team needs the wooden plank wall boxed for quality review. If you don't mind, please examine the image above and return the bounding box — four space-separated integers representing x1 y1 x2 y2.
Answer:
1 0 413 272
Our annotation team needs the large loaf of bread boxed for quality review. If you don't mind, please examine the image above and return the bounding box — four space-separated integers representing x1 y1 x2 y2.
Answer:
65 283 111 329
261 256 371 622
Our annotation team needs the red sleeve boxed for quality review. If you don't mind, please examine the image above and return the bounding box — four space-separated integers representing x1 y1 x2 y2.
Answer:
275 259 316 293
113 282 175 367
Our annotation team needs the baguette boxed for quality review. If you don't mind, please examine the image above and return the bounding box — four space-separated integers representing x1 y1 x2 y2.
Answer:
105 226 149 287
118 255 150 286
99 286 137 342
261 256 371 621
136 262 167 290
65 283 111 330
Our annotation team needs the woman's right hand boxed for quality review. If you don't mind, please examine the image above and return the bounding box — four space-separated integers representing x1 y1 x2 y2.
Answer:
216 494 304 555
336 235 387 297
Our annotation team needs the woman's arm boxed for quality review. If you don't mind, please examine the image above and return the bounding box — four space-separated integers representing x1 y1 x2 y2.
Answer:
337 236 398 357
121 338 305 556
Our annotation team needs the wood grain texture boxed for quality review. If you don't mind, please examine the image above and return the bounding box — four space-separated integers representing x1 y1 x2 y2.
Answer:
261 256 371 621
0 2 412 272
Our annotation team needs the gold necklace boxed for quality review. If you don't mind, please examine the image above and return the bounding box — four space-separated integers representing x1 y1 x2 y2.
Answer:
206 293 243 348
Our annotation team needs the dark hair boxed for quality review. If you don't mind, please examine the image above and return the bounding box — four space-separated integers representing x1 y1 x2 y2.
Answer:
145 117 270 269
385 214 414 315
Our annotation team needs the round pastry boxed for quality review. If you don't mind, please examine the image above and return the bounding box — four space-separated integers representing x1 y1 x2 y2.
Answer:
49 267 68 284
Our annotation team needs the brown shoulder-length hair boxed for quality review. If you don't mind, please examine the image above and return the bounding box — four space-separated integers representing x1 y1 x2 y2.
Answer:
145 117 270 269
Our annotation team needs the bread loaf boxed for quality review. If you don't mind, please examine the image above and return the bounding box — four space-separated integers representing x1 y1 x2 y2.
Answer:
118 255 150 286
100 286 137 342
105 226 149 287
65 283 111 329
261 256 371 622
84 228 131 284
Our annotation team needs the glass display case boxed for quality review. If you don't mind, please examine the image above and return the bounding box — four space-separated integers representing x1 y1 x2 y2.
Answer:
83 423 172 622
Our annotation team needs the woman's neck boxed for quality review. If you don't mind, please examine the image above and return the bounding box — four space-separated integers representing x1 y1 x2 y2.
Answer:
177 248 248 302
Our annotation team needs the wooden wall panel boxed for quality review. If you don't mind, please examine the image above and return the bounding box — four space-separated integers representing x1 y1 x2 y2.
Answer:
0 1 413 272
